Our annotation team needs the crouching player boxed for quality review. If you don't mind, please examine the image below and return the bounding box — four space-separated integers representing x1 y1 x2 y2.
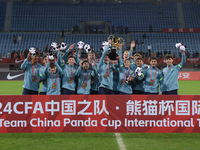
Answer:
20 48 42 95
162 48 186 95
75 60 97 94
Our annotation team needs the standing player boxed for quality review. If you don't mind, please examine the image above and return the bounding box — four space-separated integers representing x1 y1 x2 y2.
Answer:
38 55 48 95
20 48 42 95
137 58 163 95
98 40 119 94
76 48 99 94
58 50 77 95
75 60 97 94
44 59 63 95
162 48 186 95
132 58 145 94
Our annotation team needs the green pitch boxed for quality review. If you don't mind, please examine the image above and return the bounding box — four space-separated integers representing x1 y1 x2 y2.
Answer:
0 80 199 150
0 80 199 95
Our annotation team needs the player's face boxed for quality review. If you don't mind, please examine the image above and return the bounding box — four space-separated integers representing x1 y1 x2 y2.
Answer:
105 56 110 63
123 52 129 60
43 57 48 65
150 59 157 67
112 60 118 65
32 55 39 62
88 53 95 61
68 58 75 65
137 60 143 67
124 60 131 68
165 58 173 66
83 62 89 70
50 66 57 73
134 56 139 62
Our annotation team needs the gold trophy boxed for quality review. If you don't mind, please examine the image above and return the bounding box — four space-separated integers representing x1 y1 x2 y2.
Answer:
108 35 124 48
107 35 124 60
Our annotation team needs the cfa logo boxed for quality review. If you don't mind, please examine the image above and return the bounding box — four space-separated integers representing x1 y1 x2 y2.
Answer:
7 73 25 80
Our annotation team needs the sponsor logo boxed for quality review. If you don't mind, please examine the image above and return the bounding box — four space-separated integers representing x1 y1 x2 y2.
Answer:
7 73 25 80
15 59 24 63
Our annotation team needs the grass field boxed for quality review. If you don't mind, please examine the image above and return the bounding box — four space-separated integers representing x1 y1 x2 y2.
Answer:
0 80 200 150
0 80 199 95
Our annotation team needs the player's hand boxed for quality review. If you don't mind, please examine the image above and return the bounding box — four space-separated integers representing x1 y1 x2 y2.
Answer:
37 79 41 83
116 56 120 60
129 76 134 81
144 65 149 68
130 41 135 50
91 60 95 66
129 56 134 60
108 39 112 45
68 43 75 51
158 93 162 95
79 61 83 67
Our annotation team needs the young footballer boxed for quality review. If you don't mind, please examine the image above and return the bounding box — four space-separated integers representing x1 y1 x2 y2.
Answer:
137 58 163 95
58 50 77 94
162 48 186 95
75 60 97 94
20 48 42 95
44 60 63 95
38 55 48 95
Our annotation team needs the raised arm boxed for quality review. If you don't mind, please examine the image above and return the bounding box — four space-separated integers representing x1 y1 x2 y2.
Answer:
178 51 186 70
20 58 28 70
62 43 75 63
55 62 63 76
57 51 65 67
75 50 82 64
98 44 110 68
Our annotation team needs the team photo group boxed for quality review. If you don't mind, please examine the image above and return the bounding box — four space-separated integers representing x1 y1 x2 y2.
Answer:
20 37 186 95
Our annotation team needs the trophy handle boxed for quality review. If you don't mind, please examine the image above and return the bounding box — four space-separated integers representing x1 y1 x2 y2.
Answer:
120 37 125 46
108 35 114 41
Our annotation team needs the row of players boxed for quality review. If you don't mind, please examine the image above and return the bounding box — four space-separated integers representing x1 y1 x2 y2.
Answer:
21 40 186 95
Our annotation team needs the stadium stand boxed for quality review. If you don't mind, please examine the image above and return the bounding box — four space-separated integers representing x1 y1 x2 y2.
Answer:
182 2 200 28
132 33 200 56
0 33 58 56
11 1 179 32
0 1 7 31
64 34 126 53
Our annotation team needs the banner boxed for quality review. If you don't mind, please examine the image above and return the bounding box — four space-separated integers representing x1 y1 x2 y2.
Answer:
162 28 200 33
0 58 200 64
178 72 200 80
0 95 200 133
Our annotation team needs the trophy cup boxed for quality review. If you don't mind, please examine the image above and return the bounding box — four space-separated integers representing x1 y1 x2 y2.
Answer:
108 35 124 60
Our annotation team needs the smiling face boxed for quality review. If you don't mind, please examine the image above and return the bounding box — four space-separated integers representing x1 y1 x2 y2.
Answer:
68 57 75 66
124 59 131 68
88 53 95 61
165 58 173 66
82 61 89 70
104 55 110 63
123 52 129 60
136 59 143 67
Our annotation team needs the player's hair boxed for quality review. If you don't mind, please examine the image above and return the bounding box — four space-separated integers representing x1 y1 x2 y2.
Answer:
165 54 173 60
123 50 129 55
50 63 56 68
105 54 109 57
150 58 157 61
43 55 47 59
68 55 75 59
82 60 89 65
136 57 143 61
125 59 131 62
133 53 142 58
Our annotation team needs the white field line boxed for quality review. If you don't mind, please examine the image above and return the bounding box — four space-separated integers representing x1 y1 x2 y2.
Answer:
115 133 127 150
